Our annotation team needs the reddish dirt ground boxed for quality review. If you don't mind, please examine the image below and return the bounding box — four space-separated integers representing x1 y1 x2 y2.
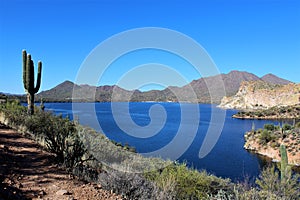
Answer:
0 123 122 200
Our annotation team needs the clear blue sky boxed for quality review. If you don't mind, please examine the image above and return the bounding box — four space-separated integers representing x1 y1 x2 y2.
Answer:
0 0 299 94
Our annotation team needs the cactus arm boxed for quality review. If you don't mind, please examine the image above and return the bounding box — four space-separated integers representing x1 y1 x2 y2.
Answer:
22 50 28 90
34 61 42 94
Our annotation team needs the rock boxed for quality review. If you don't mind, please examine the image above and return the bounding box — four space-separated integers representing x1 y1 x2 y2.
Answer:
0 144 9 151
219 81 300 110
16 182 23 189
94 184 102 189
38 190 46 195
56 189 71 195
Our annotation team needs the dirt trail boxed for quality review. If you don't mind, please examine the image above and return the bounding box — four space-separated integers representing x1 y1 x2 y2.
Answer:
0 123 122 200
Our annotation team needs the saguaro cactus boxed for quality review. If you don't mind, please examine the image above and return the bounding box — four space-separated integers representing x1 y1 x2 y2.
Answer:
280 144 289 182
22 50 42 115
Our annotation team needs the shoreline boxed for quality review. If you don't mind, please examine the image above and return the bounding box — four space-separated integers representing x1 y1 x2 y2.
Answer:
244 131 300 167
230 104 300 120
233 115 299 120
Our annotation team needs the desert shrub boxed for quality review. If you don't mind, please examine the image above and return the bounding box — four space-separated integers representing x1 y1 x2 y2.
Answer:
233 184 264 200
64 132 88 168
77 126 130 164
72 163 99 183
259 130 274 145
255 166 300 199
24 111 51 135
257 128 263 134
232 165 300 200
0 100 27 126
145 163 233 199
98 169 158 199
209 189 234 199
237 111 242 115
270 142 278 149
282 123 292 131
280 108 286 113
274 125 281 131
264 124 275 131
256 166 280 192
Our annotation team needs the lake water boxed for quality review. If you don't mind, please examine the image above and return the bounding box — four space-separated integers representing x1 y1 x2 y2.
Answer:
44 102 288 182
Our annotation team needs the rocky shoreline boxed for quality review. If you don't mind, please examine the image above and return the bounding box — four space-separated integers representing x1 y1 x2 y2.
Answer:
233 115 299 120
244 128 300 166
232 104 300 120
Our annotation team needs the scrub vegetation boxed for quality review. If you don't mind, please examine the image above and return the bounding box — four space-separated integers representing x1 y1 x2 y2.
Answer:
0 101 299 199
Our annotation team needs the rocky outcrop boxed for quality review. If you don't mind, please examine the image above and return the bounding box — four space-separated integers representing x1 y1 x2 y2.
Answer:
219 81 300 110
244 127 300 166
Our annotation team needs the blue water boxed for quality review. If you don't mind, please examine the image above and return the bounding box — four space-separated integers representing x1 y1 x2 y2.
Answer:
44 102 289 182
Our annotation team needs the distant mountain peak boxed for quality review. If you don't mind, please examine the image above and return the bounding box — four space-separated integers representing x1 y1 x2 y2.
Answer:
261 73 292 85
62 80 74 84
228 70 251 74
55 80 75 88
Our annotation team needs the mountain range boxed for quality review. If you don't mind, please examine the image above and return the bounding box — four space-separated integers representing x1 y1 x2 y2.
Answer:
34 70 291 103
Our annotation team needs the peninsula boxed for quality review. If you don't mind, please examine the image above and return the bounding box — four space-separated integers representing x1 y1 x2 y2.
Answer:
244 123 300 166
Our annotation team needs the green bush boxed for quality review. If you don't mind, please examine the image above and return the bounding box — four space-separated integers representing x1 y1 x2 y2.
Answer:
1 99 27 126
257 112 264 117
282 124 292 131
270 142 279 148
99 169 161 199
255 166 300 199
264 124 275 131
275 125 281 131
257 128 263 134
259 130 274 145
145 163 232 199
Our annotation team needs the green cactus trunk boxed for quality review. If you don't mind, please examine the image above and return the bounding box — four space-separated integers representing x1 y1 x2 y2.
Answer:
22 50 42 115
280 144 288 182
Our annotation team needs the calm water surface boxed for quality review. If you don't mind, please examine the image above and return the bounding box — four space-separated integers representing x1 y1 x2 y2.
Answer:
44 102 289 182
